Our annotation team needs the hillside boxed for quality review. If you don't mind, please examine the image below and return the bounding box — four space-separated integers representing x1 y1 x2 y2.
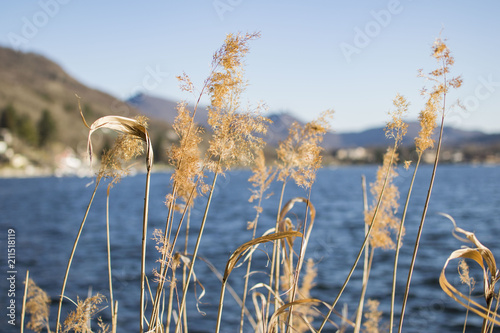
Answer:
0 47 175 175
0 46 148 148
1 46 499 176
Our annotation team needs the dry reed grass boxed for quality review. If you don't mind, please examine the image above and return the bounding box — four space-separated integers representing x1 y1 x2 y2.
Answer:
21 33 496 333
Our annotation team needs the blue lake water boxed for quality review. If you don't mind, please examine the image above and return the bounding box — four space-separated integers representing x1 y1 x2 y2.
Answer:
1 164 500 332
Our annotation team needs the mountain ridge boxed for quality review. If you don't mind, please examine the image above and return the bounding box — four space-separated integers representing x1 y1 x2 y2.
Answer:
0 45 499 174
126 92 500 150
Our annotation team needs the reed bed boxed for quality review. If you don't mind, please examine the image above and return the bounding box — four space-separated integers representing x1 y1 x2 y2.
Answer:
20 34 500 333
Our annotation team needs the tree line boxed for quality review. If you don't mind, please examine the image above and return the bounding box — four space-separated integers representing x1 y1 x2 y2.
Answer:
0 104 57 147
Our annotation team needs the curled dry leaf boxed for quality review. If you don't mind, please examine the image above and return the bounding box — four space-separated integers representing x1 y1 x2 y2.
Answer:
439 213 500 325
279 197 316 240
223 231 303 282
267 298 322 330
80 103 153 171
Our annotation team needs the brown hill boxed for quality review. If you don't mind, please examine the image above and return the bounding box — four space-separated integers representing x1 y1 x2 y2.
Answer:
0 46 175 171
0 46 150 148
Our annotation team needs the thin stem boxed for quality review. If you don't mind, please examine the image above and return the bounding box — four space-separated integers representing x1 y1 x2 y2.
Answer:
151 167 208 328
140 169 152 333
166 266 176 333
175 162 220 333
265 181 287 331
389 155 420 333
354 247 374 333
481 297 494 333
182 208 191 333
398 113 445 332
285 188 313 333
21 270 29 333
106 185 116 333
354 176 369 333
56 178 101 333
215 277 228 333
487 295 499 333
463 283 472 333
239 196 264 333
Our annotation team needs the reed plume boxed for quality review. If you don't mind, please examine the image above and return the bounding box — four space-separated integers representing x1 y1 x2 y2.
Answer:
398 37 462 332
354 95 407 333
458 259 475 333
276 110 333 189
365 148 400 250
25 278 51 333
167 101 206 206
363 299 383 333
176 32 269 333
321 96 405 333
62 294 106 333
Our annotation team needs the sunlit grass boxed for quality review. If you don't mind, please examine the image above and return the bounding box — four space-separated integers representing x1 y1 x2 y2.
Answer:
20 33 499 333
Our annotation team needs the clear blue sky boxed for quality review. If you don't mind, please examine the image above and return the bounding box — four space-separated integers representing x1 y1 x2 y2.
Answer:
1 1 499 133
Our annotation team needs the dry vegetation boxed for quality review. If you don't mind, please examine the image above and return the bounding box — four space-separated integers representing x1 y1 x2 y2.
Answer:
20 34 500 333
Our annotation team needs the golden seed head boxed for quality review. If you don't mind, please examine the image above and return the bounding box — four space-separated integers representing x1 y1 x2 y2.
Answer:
168 102 205 205
415 37 462 154
277 110 333 189
363 299 382 333
458 259 475 289
204 32 269 172
177 72 195 93
248 148 275 204
63 294 106 333
415 92 439 154
385 93 409 146
365 147 401 250
98 132 145 184
25 279 51 333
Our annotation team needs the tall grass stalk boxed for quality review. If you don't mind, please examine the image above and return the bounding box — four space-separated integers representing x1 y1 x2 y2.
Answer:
389 155 420 333
397 115 445 331
353 176 369 333
150 73 206 330
239 155 272 332
239 210 260 333
182 208 191 333
284 195 315 333
106 184 117 333
175 159 221 333
78 108 154 333
148 186 178 330
398 36 462 330
317 146 397 332
353 246 374 333
154 178 203 331
165 260 177 333
265 181 287 330
140 169 152 333
487 297 500 333
55 178 100 333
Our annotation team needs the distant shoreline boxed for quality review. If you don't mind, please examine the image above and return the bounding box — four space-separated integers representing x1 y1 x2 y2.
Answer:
1 162 499 180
